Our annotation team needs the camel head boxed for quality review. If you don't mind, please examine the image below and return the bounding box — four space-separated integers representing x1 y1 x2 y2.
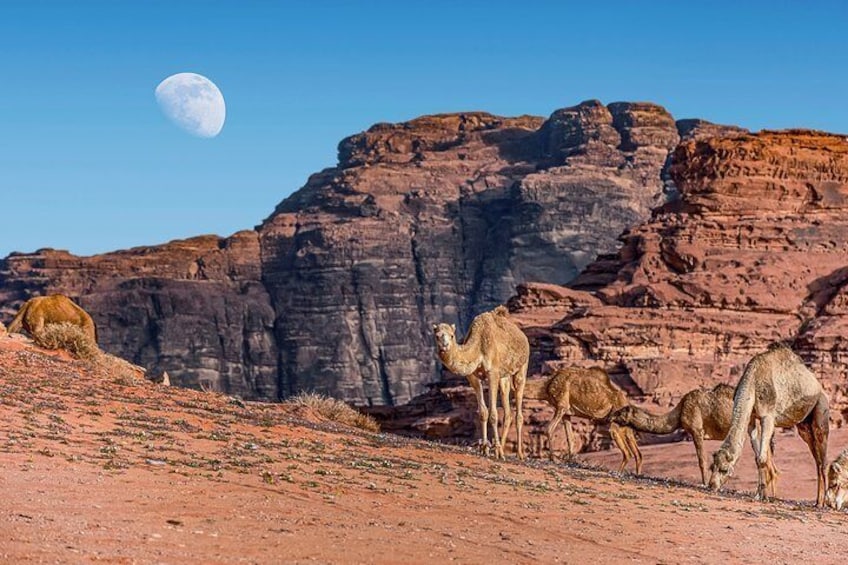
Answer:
708 448 734 490
826 458 848 510
432 323 457 354
608 405 636 426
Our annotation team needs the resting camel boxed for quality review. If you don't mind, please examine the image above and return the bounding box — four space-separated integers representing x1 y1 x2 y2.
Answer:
433 305 529 460
709 343 829 506
524 367 642 474
7 294 97 344
610 383 777 485
826 448 848 510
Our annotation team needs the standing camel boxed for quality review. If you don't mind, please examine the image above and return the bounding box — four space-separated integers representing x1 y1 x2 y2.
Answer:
524 367 642 474
610 383 778 485
708 343 830 506
432 305 529 460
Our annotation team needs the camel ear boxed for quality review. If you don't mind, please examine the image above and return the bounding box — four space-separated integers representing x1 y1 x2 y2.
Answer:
432 324 438 331
450 324 456 333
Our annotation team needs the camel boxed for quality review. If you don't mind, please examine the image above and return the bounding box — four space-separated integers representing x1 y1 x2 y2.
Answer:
7 294 97 344
610 383 779 485
826 448 848 510
524 367 642 473
708 343 830 506
433 305 529 460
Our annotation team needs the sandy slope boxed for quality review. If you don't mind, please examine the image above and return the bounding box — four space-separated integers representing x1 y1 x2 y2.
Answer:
1 333 847 564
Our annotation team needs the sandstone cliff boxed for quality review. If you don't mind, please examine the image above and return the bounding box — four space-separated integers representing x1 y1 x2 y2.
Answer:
1 100 684 405
509 129 848 428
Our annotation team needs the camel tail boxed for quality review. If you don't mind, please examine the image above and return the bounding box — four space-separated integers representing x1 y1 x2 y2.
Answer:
6 302 28 334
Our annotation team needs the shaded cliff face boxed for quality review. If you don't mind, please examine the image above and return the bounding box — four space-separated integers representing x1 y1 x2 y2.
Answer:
0 100 683 404
0 232 278 398
258 101 680 404
510 129 848 425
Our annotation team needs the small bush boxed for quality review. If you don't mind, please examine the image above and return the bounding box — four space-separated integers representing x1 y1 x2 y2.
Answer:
33 322 100 360
93 353 146 385
286 392 380 432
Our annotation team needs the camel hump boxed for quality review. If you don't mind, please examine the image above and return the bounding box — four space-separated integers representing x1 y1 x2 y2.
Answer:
767 341 791 352
492 305 510 317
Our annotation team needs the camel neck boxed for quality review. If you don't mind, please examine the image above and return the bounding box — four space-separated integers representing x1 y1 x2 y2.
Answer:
438 330 483 376
625 403 683 434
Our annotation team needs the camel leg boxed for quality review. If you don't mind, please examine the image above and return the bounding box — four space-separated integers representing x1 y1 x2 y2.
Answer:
469 374 490 456
753 416 776 501
625 427 643 475
692 430 708 486
498 376 513 457
609 423 630 473
546 407 566 462
797 394 830 507
563 417 577 461
513 364 527 461
487 374 503 459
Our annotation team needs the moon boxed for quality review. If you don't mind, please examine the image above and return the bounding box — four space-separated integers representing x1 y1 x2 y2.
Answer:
155 73 226 138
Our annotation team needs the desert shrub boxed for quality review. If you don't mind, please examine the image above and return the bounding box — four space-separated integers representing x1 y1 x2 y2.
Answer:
33 322 100 360
93 353 146 386
286 392 380 432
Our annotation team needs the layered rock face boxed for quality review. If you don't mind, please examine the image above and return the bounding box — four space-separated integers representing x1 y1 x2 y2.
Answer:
510 130 848 426
259 101 680 404
0 100 682 404
0 233 278 398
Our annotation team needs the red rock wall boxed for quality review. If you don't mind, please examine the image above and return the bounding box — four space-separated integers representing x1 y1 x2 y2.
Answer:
511 130 848 426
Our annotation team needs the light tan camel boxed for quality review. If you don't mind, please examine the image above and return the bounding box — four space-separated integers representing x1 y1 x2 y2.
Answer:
826 448 848 510
610 383 779 485
433 305 529 460
709 343 830 506
524 367 642 473
7 294 97 344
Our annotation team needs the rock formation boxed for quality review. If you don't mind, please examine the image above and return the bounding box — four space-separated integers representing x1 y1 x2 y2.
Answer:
1 100 682 404
509 129 848 428
0 232 279 398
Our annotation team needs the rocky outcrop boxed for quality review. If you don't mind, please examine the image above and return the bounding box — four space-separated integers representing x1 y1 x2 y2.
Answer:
258 101 680 404
0 99 726 407
0 232 278 398
509 129 848 427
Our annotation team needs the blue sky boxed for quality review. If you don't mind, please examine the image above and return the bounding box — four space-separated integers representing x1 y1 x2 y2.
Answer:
1 0 846 257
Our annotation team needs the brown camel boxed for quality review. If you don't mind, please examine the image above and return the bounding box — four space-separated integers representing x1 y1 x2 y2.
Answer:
524 367 642 474
7 294 97 344
826 448 848 510
709 343 829 506
433 305 529 460
610 383 779 485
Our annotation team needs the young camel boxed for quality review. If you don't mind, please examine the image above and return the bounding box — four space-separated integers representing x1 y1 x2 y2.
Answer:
524 367 642 474
709 343 830 506
433 306 529 460
826 448 848 510
610 383 778 485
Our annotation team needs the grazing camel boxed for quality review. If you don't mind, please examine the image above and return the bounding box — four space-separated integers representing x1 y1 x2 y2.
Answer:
433 305 529 460
709 343 830 506
826 449 848 510
7 294 97 344
524 367 642 474
610 383 779 485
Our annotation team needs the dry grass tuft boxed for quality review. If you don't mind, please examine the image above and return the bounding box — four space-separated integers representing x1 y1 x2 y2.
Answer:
33 322 100 360
286 392 380 432
92 353 146 386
